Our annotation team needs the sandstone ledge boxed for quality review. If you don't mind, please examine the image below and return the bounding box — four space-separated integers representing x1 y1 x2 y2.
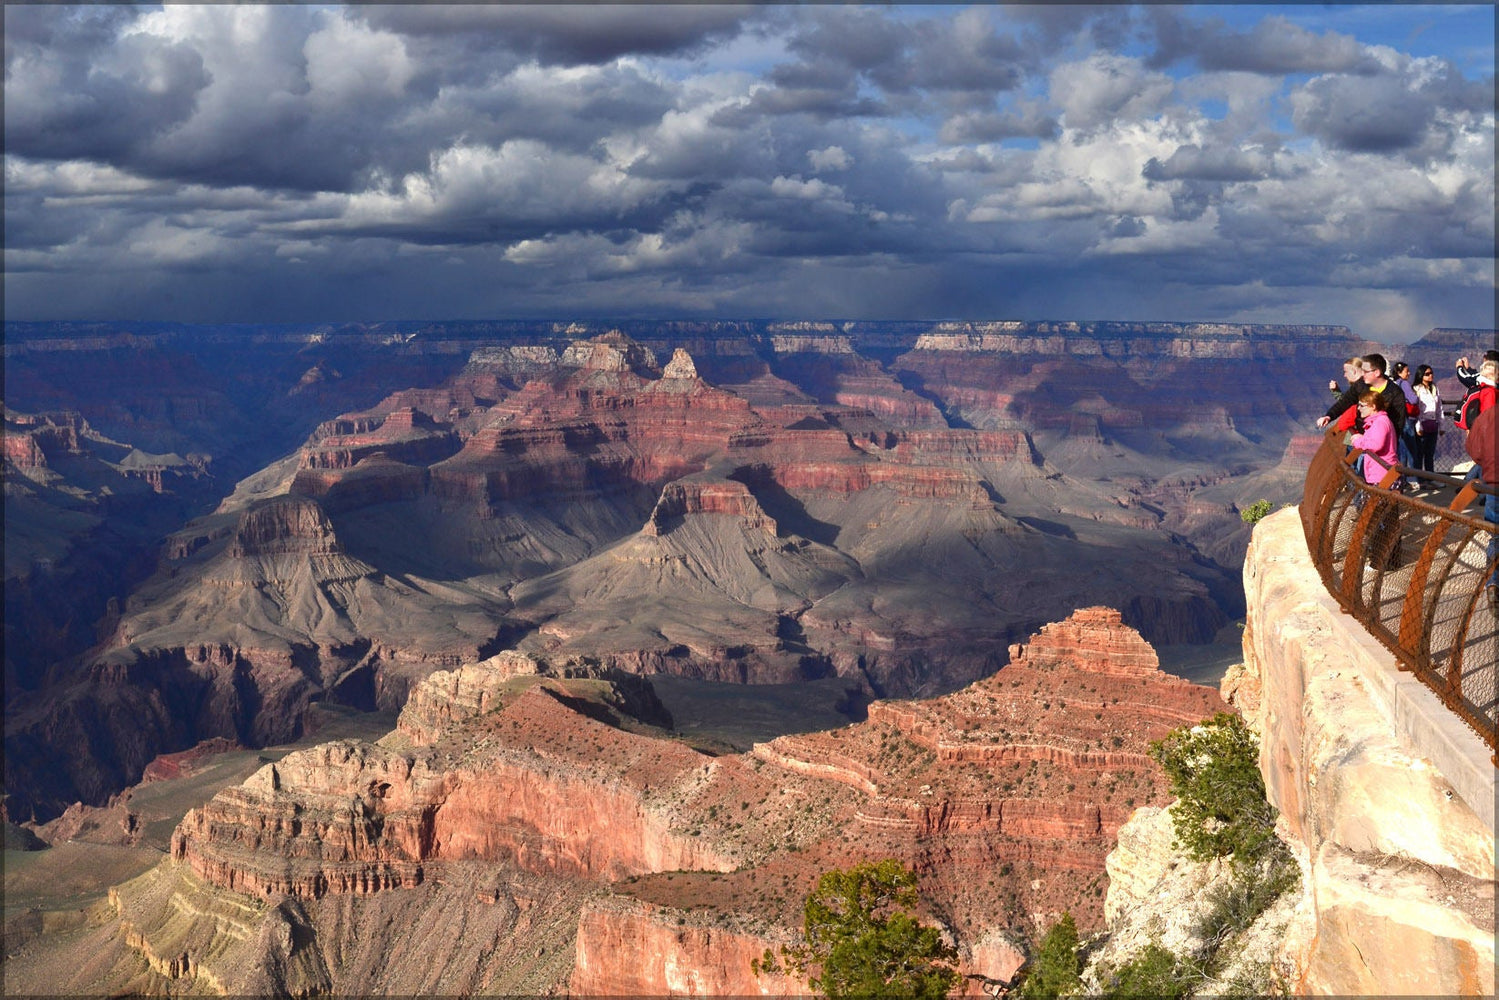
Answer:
1235 507 1496 996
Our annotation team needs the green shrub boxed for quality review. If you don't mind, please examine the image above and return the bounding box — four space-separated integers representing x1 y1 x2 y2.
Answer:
1019 912 1082 999
1192 844 1300 977
753 859 958 1000
1148 712 1277 865
1239 499 1273 525
1148 713 1301 990
1102 942 1191 999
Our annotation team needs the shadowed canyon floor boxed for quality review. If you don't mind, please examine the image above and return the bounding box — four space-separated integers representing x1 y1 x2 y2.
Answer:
4 610 1226 996
5 321 1381 822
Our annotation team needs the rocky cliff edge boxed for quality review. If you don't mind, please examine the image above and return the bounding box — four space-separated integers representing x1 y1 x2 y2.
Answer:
1223 507 1494 996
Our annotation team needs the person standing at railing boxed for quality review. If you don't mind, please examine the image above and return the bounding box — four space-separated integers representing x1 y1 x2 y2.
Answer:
1454 359 1497 430
1454 350 1499 393
1328 356 1362 396
1391 361 1421 488
1317 353 1406 439
1411 364 1442 476
1349 389 1399 488
1462 401 1498 605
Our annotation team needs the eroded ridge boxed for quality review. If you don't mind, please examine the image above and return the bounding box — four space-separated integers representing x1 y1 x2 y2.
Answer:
154 608 1225 995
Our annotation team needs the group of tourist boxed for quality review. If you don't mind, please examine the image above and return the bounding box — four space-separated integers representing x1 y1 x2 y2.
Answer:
1320 348 1498 602
1319 349 1497 489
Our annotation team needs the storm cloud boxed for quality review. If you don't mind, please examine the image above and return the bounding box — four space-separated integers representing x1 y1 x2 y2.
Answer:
3 3 1493 340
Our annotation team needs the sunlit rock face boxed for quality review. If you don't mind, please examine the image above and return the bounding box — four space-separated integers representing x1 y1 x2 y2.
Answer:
1233 508 1495 997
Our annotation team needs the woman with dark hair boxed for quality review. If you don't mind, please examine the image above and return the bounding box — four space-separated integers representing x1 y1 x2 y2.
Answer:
1411 364 1441 476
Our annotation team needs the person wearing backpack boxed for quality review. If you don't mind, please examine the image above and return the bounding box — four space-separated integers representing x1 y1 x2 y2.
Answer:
1455 350 1499 393
1454 359 1497 484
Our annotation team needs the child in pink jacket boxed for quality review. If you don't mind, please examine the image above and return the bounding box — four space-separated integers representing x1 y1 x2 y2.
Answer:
1350 390 1398 486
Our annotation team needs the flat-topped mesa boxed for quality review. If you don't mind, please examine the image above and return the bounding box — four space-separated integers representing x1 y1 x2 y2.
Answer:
170 739 434 898
290 454 428 512
299 406 461 471
560 331 662 377
876 428 1037 466
3 410 93 468
1007 606 1163 678
396 651 542 744
644 478 777 537
170 686 738 900
227 496 342 558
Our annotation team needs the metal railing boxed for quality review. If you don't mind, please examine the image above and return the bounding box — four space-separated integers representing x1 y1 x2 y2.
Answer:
1300 429 1498 756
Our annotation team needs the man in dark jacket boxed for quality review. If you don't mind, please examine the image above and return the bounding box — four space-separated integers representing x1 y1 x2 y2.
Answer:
1455 349 1499 392
1318 353 1406 436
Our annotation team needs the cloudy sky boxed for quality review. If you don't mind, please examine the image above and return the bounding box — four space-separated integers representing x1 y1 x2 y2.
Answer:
5 3 1494 340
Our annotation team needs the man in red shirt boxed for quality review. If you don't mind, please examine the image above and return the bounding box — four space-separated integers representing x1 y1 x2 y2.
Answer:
1464 402 1499 600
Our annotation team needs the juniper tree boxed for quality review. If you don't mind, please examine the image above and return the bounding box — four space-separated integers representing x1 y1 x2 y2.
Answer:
753 859 958 999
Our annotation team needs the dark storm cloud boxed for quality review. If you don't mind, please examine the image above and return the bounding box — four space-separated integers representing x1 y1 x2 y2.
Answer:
1289 62 1492 158
1146 10 1378 75
939 109 1059 145
359 4 758 66
2 4 1492 337
1292 73 1431 153
419 63 676 156
1142 145 1270 183
997 4 1136 54
5 13 208 165
785 7 1027 99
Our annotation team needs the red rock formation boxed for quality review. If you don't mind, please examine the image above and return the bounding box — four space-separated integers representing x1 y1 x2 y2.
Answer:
140 737 241 783
572 899 809 996
158 609 1225 994
171 684 740 899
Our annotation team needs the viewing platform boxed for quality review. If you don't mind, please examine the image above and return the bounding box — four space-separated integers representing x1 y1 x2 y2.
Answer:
1235 495 1494 994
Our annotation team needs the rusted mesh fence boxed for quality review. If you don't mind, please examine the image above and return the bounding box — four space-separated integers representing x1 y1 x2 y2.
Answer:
1300 430 1498 756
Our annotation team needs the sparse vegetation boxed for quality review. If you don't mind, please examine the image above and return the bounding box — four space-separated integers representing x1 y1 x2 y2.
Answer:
1019 911 1082 999
1148 712 1276 866
1099 942 1191 999
752 859 958 999
1239 499 1273 525
1085 713 1302 998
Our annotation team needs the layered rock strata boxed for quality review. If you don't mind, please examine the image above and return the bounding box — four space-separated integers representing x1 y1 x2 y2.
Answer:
9 319 1352 823
141 608 1226 995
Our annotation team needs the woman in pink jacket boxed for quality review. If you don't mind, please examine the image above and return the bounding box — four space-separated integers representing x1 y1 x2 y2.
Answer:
1350 389 1399 487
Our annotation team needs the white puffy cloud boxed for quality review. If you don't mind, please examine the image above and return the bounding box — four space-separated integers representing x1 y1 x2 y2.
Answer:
1049 53 1176 131
304 11 414 103
808 146 850 172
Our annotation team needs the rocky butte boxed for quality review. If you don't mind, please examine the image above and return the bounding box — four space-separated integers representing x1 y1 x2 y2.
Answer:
5 608 1228 995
